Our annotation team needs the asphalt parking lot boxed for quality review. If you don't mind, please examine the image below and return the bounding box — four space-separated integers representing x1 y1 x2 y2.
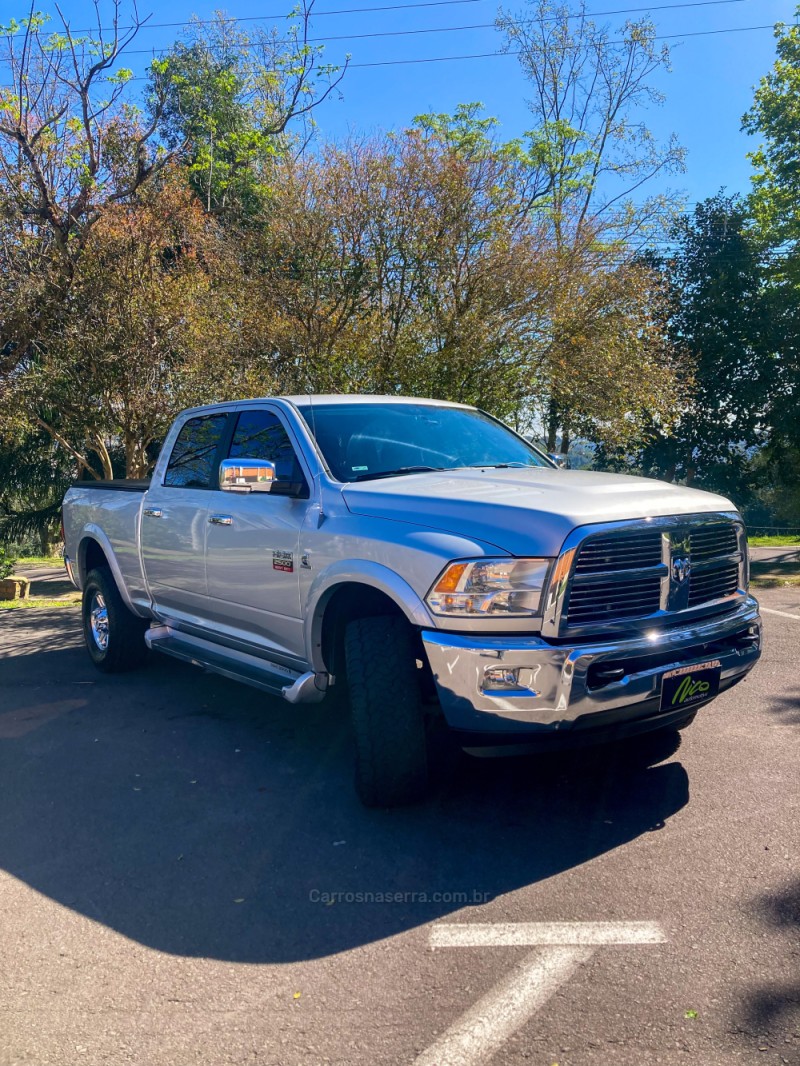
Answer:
0 588 798 1066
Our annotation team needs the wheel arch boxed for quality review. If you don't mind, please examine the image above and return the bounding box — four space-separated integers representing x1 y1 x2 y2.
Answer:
307 563 434 677
76 526 142 615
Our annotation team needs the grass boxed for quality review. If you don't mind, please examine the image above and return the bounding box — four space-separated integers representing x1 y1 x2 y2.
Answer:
748 535 800 547
750 547 800 588
750 575 800 589
0 593 80 610
16 554 64 567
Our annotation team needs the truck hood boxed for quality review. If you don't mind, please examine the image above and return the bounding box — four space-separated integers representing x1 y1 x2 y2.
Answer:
341 468 737 556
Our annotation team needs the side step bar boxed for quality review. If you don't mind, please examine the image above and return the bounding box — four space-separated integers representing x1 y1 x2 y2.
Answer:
144 625 327 704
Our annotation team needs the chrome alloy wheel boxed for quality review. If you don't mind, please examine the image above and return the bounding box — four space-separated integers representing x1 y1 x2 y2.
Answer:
89 592 109 651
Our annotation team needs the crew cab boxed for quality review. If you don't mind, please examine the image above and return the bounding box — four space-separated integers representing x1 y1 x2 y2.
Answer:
62 396 762 805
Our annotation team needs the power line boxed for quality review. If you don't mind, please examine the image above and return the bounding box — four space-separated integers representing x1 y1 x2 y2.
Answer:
0 0 765 39
117 1 780 55
0 19 782 74
346 23 779 65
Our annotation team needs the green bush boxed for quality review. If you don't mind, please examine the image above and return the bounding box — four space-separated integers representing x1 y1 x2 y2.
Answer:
0 546 17 580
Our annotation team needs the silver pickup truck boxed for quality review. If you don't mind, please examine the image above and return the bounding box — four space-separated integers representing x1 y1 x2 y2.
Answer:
62 395 762 805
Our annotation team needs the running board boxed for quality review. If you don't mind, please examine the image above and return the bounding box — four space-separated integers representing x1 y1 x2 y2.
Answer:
144 625 327 704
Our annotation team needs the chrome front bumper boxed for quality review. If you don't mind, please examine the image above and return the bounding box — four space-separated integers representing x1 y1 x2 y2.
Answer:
421 597 761 735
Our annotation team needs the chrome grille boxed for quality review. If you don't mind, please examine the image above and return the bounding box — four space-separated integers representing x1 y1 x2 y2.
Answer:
573 531 662 574
566 575 662 623
560 515 743 632
688 563 739 607
689 524 738 560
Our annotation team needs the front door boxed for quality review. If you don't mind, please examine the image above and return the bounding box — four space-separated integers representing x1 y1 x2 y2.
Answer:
203 406 313 664
140 411 229 625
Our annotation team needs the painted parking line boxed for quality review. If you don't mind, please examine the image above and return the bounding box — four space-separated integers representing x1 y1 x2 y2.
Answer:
431 920 665 948
414 922 666 1066
761 607 800 622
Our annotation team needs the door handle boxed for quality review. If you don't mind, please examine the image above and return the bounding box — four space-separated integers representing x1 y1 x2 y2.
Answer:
143 507 163 518
209 514 233 526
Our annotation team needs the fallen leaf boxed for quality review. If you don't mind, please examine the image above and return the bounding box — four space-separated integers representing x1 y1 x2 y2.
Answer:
293 992 301 1000
685 1009 698 1020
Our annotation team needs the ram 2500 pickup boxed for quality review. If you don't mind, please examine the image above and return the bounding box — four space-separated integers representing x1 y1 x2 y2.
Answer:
62 395 762 805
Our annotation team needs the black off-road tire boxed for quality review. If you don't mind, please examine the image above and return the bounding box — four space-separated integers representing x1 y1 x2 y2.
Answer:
82 567 149 673
345 614 436 807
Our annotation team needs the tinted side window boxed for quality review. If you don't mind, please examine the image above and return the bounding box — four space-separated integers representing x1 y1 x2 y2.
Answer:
228 410 305 484
164 414 228 488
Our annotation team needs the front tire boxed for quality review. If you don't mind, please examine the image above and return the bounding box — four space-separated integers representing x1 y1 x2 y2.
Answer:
345 615 436 807
82 567 148 673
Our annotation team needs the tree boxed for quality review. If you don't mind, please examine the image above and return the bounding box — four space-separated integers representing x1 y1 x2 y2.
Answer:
0 2 344 488
0 426 75 553
615 195 772 499
743 16 800 255
153 4 348 220
2 172 267 480
742 15 800 452
0 3 173 262
497 0 685 450
0 2 180 487
242 106 679 445
243 115 558 416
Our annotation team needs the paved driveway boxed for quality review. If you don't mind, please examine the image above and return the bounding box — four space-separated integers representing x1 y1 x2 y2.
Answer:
0 590 797 1065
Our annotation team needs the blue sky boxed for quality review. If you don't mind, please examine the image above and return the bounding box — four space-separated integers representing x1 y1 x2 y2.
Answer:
5 0 798 205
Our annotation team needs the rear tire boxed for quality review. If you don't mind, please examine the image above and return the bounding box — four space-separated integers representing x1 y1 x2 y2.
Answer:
345 614 436 807
82 567 148 673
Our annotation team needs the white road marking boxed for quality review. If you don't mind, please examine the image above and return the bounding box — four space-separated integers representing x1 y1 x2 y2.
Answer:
413 946 594 1066
431 920 665 948
415 921 666 1066
761 607 800 622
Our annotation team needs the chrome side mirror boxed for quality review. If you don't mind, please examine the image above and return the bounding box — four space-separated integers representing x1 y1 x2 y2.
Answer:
219 458 277 492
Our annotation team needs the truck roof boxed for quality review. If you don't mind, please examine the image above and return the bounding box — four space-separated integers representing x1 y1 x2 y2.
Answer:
285 395 474 408
174 394 477 420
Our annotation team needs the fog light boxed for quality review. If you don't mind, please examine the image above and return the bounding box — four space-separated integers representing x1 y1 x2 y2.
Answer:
484 667 521 689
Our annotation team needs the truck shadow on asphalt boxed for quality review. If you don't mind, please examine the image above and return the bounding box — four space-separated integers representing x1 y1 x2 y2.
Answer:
0 620 690 963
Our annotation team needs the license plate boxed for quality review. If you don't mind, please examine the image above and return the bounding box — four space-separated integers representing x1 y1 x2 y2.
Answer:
660 659 722 712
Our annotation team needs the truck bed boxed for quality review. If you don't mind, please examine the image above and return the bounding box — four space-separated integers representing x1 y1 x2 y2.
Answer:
62 481 151 612
71 479 150 492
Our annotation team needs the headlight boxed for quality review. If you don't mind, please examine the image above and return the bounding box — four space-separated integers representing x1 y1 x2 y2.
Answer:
426 558 552 617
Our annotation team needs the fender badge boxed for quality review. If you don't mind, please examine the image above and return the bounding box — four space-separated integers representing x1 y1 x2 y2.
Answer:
273 550 294 573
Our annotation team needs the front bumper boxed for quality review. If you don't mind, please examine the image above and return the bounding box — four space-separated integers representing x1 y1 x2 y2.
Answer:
421 597 761 738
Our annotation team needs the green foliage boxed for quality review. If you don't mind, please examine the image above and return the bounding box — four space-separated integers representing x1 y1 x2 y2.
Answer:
0 545 17 580
151 10 346 220
743 18 800 253
603 194 773 507
651 195 770 481
741 16 800 455
0 427 74 552
0 5 683 483
496 0 686 450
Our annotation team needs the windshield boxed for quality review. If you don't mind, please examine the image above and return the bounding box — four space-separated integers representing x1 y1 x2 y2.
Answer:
294 401 552 482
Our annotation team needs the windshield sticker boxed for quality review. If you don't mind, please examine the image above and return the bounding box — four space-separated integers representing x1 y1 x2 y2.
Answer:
273 550 294 573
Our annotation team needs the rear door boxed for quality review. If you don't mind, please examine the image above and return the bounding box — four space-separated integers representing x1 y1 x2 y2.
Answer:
203 406 313 663
140 411 230 624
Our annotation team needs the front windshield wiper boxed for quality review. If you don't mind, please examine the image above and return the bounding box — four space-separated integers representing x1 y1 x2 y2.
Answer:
460 462 532 470
352 465 445 482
